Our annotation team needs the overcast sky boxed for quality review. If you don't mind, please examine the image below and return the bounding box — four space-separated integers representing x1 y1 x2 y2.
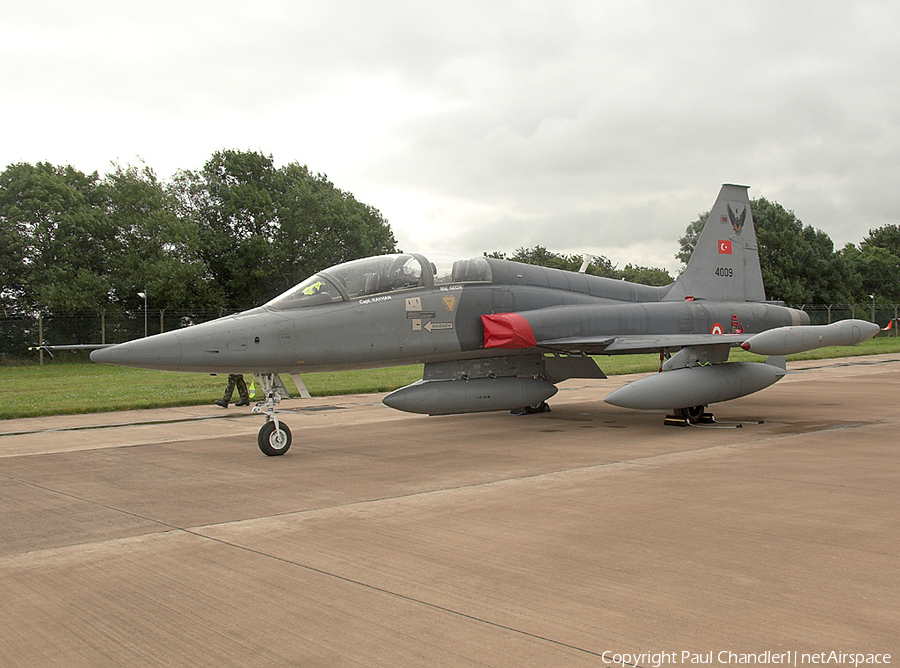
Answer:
3 1 898 273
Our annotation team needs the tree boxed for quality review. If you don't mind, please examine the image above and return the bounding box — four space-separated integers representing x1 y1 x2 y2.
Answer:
752 198 833 303
173 150 397 310
618 264 673 286
856 224 900 301
508 246 580 272
861 224 900 257
843 243 900 302
103 162 218 310
0 177 25 311
0 162 116 312
676 197 854 304
273 162 396 288
492 246 672 284
505 246 618 277
675 214 707 266
172 150 280 310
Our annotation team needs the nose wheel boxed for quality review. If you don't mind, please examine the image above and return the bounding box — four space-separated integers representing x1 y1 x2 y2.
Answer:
251 372 294 456
258 420 292 456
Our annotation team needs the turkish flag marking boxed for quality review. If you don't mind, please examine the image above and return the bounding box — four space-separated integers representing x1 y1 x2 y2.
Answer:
718 240 732 254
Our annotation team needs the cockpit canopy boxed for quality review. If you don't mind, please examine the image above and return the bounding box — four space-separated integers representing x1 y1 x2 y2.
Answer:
266 253 492 310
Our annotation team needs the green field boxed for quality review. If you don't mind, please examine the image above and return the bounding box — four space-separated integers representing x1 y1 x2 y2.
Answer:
2 336 899 420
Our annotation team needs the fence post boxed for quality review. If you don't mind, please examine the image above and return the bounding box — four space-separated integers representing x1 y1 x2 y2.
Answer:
38 313 43 366
101 310 106 344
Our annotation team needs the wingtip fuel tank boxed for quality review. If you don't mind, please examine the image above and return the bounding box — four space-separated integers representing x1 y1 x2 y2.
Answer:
740 320 880 356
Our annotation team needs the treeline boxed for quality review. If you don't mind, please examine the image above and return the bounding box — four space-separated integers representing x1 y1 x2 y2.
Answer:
485 247 674 286
0 149 397 315
677 197 900 304
500 198 900 305
3 148 898 321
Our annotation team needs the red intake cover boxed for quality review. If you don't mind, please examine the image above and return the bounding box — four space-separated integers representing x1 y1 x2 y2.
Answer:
481 313 537 349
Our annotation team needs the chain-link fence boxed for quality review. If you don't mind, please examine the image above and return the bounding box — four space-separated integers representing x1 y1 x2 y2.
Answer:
0 309 236 363
3 303 898 364
799 303 899 326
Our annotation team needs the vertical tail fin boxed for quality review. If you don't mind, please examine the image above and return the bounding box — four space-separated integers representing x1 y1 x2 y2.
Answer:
665 184 766 302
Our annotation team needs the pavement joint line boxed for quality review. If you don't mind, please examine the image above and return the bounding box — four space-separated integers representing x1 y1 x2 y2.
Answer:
0 471 623 663
0 405 350 438
182 460 649 533
789 356 900 373
0 412 258 438
5 415 883 536
189 418 886 533
181 525 618 663
4 396 890 661
4 414 885 566
3 354 898 661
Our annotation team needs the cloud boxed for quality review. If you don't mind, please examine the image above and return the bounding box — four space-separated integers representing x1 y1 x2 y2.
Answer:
2 1 899 272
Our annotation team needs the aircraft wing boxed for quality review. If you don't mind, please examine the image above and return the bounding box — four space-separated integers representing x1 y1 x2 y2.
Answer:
535 333 749 355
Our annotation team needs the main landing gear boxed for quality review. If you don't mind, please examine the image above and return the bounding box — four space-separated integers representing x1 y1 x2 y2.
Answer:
251 373 293 456
664 405 715 427
664 405 762 428
510 401 552 416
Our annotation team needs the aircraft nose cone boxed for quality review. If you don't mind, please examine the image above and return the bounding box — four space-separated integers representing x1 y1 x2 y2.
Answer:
90 344 128 365
89 333 182 370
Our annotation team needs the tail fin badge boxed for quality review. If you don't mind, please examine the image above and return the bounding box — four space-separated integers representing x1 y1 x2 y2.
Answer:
727 204 746 235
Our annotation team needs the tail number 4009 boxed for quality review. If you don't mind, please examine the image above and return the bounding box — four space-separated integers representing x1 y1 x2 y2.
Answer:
715 267 734 277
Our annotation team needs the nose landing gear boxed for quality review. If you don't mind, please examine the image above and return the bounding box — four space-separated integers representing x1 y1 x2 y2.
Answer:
258 419 292 456
251 373 293 456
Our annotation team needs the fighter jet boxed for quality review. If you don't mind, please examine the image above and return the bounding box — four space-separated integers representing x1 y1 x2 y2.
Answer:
91 184 879 455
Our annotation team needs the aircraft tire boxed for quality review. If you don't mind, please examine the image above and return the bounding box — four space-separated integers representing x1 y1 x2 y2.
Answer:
258 421 292 456
675 406 706 424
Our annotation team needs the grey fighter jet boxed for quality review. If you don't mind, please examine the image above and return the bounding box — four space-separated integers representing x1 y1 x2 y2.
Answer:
91 184 879 455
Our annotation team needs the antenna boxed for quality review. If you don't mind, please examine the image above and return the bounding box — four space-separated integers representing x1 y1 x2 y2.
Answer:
579 254 599 273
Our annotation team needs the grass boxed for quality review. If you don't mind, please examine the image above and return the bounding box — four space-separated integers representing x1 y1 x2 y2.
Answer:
2 336 899 420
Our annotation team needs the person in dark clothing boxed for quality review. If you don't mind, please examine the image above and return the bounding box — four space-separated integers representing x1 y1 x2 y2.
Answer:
215 374 251 408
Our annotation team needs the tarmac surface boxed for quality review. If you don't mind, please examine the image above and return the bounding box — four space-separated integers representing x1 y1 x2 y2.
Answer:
1 355 898 667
